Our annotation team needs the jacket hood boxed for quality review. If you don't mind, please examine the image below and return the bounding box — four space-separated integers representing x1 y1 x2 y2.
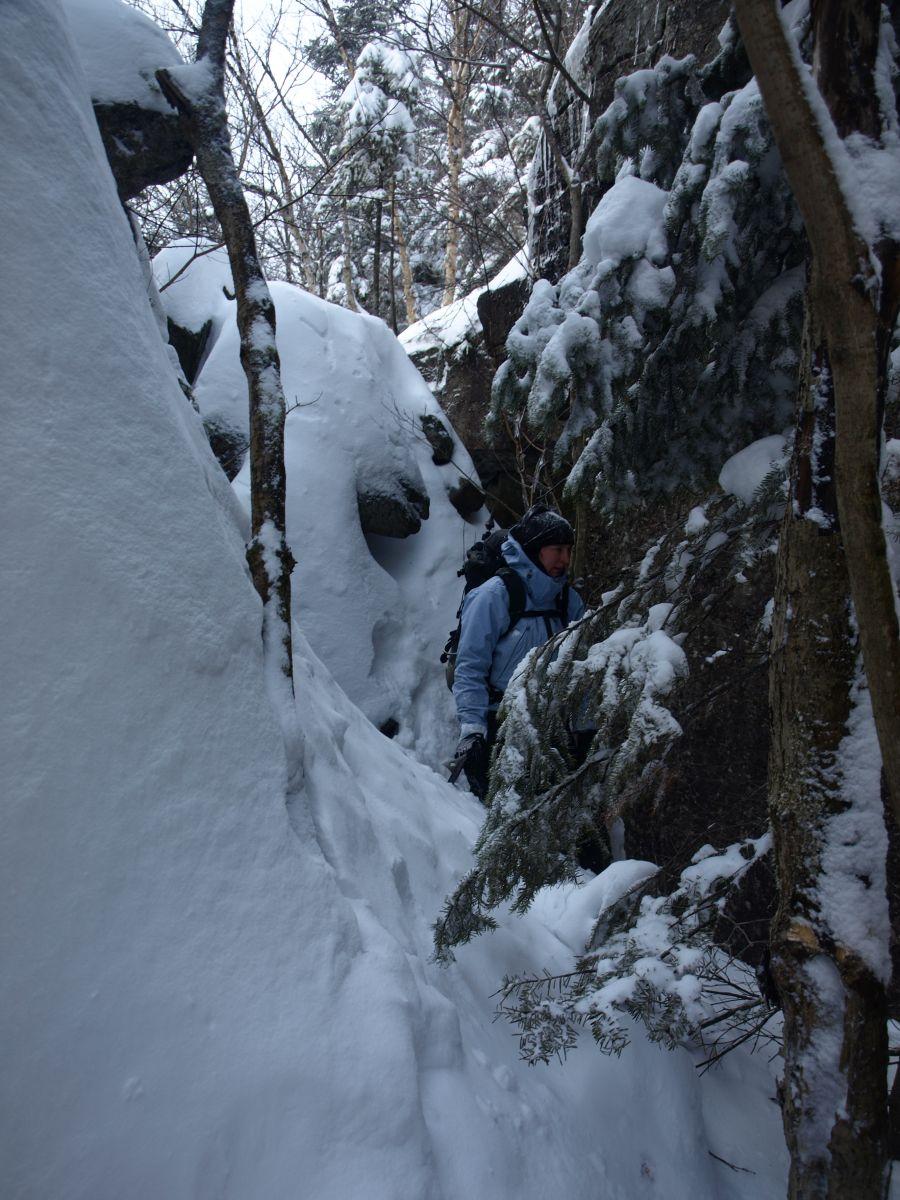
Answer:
501 536 568 607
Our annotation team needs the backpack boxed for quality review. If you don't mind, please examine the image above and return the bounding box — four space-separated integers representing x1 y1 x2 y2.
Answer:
441 528 570 690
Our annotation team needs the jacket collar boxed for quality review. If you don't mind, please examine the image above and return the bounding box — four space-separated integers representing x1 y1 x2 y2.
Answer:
501 536 567 607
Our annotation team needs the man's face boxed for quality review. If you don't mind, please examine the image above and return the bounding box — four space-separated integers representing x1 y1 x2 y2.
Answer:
537 543 572 578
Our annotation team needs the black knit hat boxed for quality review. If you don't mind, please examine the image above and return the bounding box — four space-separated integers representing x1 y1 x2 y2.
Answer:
510 504 574 562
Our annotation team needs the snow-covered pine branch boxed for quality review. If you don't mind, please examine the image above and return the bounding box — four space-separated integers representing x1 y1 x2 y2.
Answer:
491 32 805 508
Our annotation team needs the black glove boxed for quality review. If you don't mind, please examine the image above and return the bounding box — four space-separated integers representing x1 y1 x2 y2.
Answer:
451 733 489 802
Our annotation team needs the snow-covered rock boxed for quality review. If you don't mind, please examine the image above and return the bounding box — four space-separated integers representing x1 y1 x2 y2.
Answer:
400 252 532 523
153 247 484 764
154 238 235 341
63 0 183 111
400 249 530 361
62 0 191 198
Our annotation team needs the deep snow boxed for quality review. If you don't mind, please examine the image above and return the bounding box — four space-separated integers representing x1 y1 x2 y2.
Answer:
153 240 483 769
2 4 788 1198
62 0 184 111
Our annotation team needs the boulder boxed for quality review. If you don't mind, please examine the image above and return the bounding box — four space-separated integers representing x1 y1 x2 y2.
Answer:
402 269 534 526
476 277 532 366
420 414 454 466
167 317 212 385
529 0 732 281
447 476 484 519
469 449 522 527
203 416 246 482
607 482 782 897
93 102 192 200
63 0 192 199
357 476 430 538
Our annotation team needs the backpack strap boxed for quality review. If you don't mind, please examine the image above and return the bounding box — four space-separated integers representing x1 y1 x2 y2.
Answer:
497 568 527 634
498 571 571 639
480 575 573 701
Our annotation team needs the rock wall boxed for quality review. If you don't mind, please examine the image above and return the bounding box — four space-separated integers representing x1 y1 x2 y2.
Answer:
403 3 737 531
531 0 731 281
402 274 533 526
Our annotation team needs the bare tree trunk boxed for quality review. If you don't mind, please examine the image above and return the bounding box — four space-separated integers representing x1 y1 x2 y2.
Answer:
341 200 359 312
731 0 899 1192
567 174 583 272
734 0 900 818
442 93 464 306
373 192 383 316
281 216 294 282
389 179 398 333
441 3 481 307
158 0 295 694
393 185 418 326
259 133 317 292
768 307 889 1199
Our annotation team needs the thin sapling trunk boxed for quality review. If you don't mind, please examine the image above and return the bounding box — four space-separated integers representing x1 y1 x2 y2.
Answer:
157 0 295 697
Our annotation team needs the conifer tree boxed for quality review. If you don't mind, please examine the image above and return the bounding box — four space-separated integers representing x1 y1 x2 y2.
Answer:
490 28 805 509
324 40 420 317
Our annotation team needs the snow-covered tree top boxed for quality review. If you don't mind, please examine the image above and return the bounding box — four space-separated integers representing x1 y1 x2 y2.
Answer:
356 40 419 94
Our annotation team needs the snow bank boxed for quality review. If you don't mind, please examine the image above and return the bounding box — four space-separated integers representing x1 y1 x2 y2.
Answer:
154 247 483 767
61 0 184 112
2 7 788 1198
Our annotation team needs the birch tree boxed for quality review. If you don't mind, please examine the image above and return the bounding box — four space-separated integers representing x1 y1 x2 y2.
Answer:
157 0 296 696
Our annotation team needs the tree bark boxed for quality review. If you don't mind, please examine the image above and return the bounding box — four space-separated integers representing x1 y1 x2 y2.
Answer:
389 179 398 333
733 0 900 821
393 188 418 326
158 0 295 693
341 200 359 312
442 3 478 307
442 93 464 306
768 308 889 1199
731 1 897 1193
373 192 383 316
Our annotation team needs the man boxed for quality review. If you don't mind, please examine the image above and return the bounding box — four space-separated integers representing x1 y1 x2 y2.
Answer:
452 504 585 800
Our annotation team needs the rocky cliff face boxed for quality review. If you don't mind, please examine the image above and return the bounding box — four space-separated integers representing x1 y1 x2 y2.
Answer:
462 2 786 981
401 270 533 525
531 0 731 281
402 3 738 531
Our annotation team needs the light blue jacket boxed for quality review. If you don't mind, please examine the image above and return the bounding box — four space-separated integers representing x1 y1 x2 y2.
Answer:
453 536 584 735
